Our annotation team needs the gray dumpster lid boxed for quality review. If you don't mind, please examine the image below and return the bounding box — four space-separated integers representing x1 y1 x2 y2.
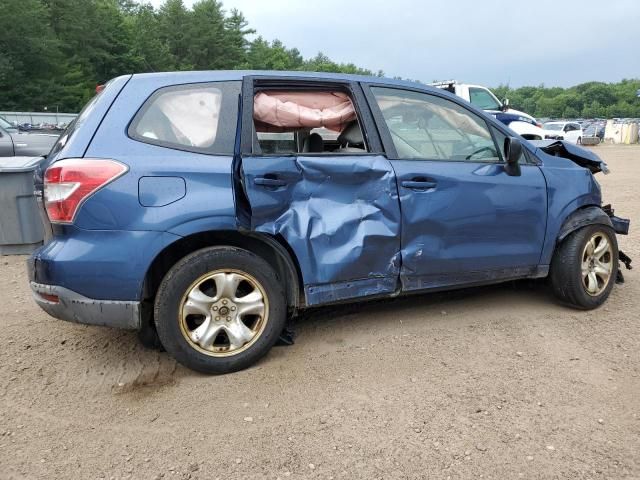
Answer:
0 156 44 173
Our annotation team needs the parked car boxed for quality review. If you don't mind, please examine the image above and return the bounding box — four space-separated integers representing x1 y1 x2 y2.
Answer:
0 116 59 157
29 71 631 374
0 116 19 133
431 81 545 140
543 121 584 144
583 123 605 142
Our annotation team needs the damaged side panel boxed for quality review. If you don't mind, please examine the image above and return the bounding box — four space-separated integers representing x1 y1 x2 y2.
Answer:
240 154 402 306
531 140 609 174
537 151 604 265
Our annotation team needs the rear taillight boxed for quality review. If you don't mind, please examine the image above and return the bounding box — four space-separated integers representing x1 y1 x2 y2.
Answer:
44 159 127 223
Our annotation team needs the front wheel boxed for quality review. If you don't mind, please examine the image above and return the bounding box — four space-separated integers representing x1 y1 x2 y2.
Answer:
550 225 618 309
154 247 287 374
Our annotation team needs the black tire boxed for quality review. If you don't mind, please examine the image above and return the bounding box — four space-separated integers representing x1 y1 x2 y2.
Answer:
550 225 618 310
137 320 164 350
154 247 287 374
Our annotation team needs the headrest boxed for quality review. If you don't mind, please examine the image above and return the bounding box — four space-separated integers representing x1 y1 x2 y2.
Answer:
303 132 324 153
338 121 364 146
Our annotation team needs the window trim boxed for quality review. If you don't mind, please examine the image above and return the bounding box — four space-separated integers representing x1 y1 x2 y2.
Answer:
127 81 241 156
240 76 383 158
363 84 504 164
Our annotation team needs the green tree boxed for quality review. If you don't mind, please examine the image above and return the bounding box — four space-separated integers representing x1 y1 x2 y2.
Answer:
158 0 191 69
245 38 304 70
224 9 254 69
0 0 62 110
4 0 637 116
303 52 377 75
124 3 174 72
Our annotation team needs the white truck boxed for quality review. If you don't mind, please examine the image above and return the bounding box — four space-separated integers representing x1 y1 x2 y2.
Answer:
431 81 545 141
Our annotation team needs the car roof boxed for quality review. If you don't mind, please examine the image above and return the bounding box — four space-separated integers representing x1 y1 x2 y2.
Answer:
129 70 435 92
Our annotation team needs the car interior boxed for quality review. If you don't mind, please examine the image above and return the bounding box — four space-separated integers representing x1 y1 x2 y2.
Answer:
374 90 500 162
252 90 369 155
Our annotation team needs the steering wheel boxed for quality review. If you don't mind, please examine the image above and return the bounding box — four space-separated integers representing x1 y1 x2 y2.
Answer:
465 146 495 160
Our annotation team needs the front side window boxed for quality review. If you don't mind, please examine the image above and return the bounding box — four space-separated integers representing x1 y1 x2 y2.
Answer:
490 126 528 164
468 87 502 111
371 87 500 162
130 81 240 154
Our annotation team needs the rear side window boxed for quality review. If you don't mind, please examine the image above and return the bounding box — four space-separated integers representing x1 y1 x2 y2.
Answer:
129 81 240 155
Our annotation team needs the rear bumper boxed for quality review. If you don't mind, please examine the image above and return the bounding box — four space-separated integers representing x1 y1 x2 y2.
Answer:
25 227 179 330
30 282 141 330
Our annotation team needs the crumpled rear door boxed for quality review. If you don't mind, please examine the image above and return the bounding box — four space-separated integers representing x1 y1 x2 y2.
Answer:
240 153 402 306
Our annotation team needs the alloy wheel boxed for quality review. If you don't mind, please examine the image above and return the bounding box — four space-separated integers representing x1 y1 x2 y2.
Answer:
581 232 613 296
179 269 268 356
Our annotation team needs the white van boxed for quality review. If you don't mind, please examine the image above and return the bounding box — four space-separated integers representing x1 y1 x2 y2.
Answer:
432 81 545 141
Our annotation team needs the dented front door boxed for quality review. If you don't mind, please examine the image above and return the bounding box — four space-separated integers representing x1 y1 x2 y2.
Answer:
365 85 548 291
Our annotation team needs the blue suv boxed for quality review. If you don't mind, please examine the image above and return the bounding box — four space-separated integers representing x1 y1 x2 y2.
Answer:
28 71 631 374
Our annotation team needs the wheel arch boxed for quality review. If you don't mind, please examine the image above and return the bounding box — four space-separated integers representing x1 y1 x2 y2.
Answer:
556 205 613 244
141 230 304 324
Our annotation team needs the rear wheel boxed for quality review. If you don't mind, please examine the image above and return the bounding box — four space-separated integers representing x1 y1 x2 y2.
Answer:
550 225 618 309
154 247 287 374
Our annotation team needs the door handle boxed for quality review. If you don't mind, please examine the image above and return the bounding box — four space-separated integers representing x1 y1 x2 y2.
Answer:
401 179 437 190
254 177 287 188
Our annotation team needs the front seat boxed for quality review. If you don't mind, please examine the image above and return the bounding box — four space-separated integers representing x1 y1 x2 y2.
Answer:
337 121 366 152
302 132 324 153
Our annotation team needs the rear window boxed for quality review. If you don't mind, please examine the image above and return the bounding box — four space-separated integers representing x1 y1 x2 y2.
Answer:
48 80 110 158
129 81 240 155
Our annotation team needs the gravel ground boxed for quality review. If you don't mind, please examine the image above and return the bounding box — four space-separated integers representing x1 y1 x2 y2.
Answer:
1 145 639 480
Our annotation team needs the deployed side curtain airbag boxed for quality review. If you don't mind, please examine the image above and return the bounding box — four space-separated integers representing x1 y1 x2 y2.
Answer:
253 91 356 132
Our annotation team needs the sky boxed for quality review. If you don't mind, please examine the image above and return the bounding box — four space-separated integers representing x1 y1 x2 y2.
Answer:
149 0 640 87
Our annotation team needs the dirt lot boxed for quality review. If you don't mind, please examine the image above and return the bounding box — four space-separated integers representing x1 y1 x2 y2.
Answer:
1 145 639 480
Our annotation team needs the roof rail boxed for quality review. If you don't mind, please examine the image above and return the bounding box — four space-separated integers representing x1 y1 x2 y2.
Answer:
429 80 458 87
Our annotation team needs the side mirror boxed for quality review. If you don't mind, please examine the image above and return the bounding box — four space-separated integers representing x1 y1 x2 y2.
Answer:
502 98 510 112
504 136 522 176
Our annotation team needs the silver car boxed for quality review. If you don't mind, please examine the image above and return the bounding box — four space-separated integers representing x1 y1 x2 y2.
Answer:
0 116 59 157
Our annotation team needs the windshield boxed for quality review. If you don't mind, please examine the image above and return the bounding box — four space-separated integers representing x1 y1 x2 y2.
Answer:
544 123 564 131
468 87 502 110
